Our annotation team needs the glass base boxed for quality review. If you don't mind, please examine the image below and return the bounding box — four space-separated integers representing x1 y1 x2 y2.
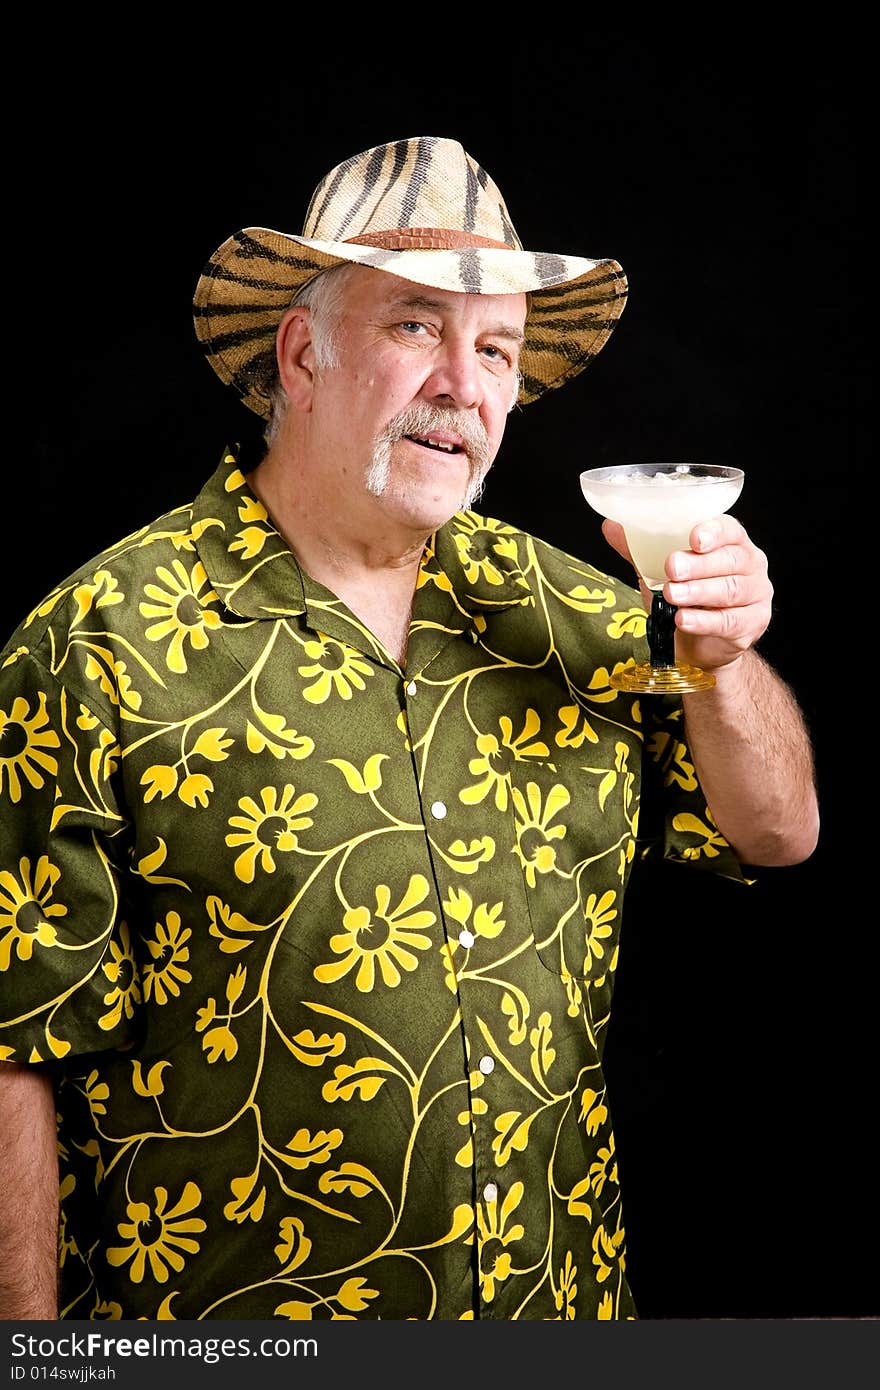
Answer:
611 662 716 694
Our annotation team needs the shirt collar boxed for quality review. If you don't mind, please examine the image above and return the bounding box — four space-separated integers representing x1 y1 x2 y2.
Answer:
192 446 308 619
193 445 533 629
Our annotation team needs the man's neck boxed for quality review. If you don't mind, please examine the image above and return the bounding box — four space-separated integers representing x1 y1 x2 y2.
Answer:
248 453 428 666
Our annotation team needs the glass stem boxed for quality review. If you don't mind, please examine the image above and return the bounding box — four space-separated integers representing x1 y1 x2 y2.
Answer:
647 592 678 668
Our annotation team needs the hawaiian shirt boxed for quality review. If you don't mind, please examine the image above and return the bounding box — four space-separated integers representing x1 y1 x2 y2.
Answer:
0 446 745 1321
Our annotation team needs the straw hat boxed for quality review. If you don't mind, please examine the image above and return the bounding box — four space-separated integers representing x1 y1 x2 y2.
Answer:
193 135 628 417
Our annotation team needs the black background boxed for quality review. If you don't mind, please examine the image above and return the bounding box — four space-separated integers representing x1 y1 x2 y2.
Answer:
8 28 873 1319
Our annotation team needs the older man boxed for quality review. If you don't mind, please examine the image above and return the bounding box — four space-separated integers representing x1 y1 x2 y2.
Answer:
0 137 817 1321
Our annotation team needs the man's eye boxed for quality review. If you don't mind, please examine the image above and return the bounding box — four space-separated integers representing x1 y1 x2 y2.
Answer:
481 345 511 364
400 321 426 334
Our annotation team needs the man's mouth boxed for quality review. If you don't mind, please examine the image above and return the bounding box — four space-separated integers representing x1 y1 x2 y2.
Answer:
404 433 465 455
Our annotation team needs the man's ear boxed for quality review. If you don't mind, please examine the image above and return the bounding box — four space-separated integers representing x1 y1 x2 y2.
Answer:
276 306 317 410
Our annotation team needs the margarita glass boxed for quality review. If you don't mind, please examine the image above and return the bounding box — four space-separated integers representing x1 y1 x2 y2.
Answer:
579 462 745 694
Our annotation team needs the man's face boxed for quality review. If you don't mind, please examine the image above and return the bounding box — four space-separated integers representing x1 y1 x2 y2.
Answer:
306 267 527 537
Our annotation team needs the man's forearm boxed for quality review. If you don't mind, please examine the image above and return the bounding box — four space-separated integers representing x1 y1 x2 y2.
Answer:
683 650 820 866
0 1063 60 1319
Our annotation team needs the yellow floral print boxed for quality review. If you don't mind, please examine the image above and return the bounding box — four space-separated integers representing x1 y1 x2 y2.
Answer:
314 875 436 991
597 1291 614 1319
275 1275 379 1320
477 1180 525 1303
451 514 526 588
91 1300 123 1319
139 560 222 674
195 965 247 1062
196 1014 239 1064
441 836 496 874
225 784 318 883
98 922 142 1031
443 886 506 940
554 1251 578 1319
511 781 571 887
106 1181 206 1284
0 855 67 970
460 709 550 810
71 570 124 626
672 810 730 860
589 1134 618 1198
555 703 599 749
582 890 618 977
650 731 698 791
273 1215 312 1273
229 495 272 560
298 634 374 702
0 692 60 802
592 1220 626 1284
142 912 193 1005
58 1174 78 1269
246 709 314 761
83 1070 110 1119
140 727 233 810
607 608 647 639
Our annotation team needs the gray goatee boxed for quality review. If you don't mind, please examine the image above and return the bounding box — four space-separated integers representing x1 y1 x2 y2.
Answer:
366 403 493 511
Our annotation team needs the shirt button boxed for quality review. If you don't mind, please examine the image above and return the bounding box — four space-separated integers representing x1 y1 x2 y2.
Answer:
406 680 417 696
483 1182 498 1203
478 1055 495 1075
430 800 447 819
458 929 475 948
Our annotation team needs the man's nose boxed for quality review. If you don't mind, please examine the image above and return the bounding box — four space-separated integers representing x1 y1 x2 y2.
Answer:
422 338 482 411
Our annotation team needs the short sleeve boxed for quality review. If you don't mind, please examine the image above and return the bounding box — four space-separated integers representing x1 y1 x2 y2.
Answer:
0 648 142 1064
636 693 752 885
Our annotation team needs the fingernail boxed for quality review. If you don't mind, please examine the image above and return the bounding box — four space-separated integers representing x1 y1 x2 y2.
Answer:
695 526 716 550
669 554 689 579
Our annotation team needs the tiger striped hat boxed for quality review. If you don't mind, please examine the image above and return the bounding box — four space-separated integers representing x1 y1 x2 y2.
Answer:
193 136 628 417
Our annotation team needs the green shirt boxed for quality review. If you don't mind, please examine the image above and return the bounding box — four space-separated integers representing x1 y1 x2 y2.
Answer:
0 447 744 1320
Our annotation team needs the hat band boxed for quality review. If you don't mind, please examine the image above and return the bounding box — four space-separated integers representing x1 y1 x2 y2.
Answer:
343 226 514 251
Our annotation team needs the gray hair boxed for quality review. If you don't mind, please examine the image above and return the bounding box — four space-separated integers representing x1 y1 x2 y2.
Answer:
263 263 361 446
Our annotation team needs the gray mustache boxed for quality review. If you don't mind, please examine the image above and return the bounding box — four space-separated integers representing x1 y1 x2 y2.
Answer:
382 403 491 469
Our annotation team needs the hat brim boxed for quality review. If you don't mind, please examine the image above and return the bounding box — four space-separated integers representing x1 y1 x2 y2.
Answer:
193 227 627 418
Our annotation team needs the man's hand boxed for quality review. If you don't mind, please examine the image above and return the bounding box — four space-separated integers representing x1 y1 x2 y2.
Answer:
601 514 773 672
603 511 818 865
